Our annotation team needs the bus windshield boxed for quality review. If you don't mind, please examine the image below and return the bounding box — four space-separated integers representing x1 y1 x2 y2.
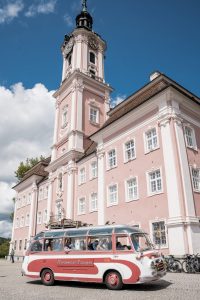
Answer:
131 233 153 252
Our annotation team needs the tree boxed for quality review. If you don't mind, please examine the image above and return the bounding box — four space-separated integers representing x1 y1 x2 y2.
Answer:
0 238 10 258
15 156 45 181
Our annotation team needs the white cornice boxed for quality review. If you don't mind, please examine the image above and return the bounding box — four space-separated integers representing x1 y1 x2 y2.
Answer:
13 175 43 192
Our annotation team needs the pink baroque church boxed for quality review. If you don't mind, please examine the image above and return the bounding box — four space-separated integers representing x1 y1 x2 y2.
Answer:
11 1 200 258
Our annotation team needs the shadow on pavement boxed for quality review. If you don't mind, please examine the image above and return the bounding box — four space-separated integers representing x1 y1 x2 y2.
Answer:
27 278 172 291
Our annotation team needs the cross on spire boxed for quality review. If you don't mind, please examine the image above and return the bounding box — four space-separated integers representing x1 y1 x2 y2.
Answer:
82 0 87 12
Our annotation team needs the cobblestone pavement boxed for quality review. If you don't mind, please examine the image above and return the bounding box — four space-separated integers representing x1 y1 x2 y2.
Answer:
0 259 199 300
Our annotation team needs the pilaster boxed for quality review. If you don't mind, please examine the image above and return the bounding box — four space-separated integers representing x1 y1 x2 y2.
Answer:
97 144 105 225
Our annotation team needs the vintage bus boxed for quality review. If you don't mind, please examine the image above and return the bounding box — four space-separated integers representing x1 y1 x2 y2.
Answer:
22 225 166 290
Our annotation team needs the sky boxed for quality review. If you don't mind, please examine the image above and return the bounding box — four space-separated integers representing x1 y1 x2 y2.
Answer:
0 0 200 238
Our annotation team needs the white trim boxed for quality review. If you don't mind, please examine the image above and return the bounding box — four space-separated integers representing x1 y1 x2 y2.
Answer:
149 218 168 249
123 138 136 163
89 192 98 213
143 126 159 154
107 183 118 207
90 160 98 180
77 196 86 215
190 166 200 193
89 105 99 125
124 176 139 202
106 148 117 170
78 166 86 185
183 124 197 151
146 167 163 196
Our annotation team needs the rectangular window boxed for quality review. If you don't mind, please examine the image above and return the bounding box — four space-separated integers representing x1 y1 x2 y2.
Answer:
108 184 118 206
62 106 68 128
90 161 97 179
148 169 162 194
108 149 117 169
126 178 138 201
44 186 48 199
125 140 136 162
79 168 86 184
16 218 19 228
90 192 98 212
24 239 27 250
152 221 167 247
191 168 200 192
145 128 158 152
39 188 43 201
19 240 22 251
90 107 99 124
37 212 42 224
25 214 29 226
27 193 31 205
14 240 17 251
185 126 196 149
22 195 26 206
20 216 24 227
43 210 47 223
78 197 86 215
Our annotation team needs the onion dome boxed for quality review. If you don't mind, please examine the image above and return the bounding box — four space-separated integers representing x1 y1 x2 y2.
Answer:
76 0 93 30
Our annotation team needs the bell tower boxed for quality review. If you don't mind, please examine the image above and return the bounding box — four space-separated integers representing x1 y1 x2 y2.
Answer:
61 0 105 82
47 0 113 221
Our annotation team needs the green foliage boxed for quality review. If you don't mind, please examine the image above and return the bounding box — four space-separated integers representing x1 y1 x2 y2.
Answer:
0 238 10 258
15 155 45 181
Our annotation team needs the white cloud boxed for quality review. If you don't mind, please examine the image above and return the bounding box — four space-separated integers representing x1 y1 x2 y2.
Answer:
0 82 55 237
111 94 126 108
0 0 24 24
0 82 55 183
64 13 73 27
0 182 15 216
25 0 57 17
0 220 13 238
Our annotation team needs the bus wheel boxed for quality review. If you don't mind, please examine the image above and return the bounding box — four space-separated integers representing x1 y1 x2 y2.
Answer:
105 271 123 290
41 269 55 286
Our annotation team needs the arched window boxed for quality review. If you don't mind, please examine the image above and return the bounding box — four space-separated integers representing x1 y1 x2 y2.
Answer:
68 54 72 66
90 52 95 64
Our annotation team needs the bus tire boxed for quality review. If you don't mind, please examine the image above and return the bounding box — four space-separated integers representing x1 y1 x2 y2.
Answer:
41 269 55 286
104 271 123 290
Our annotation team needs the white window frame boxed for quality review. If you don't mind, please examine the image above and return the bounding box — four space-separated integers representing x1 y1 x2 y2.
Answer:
191 167 200 192
61 105 68 129
90 192 98 212
150 219 168 249
184 125 197 150
25 214 30 226
124 138 136 163
90 161 98 179
39 187 43 201
125 177 139 202
16 218 19 228
107 149 117 170
37 212 42 225
78 197 86 215
79 167 86 185
144 127 159 153
107 183 118 207
20 216 24 227
43 209 48 223
147 168 163 196
89 106 99 124
27 193 31 205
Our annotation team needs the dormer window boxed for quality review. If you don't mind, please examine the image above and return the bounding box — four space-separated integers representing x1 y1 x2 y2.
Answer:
90 52 95 64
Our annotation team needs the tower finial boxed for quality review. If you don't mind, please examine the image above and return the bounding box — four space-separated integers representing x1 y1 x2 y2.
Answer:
82 0 87 12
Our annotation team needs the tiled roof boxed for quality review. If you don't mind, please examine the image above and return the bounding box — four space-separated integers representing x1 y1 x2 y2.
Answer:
16 157 51 185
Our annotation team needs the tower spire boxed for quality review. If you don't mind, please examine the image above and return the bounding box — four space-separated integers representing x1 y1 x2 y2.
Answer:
82 0 87 12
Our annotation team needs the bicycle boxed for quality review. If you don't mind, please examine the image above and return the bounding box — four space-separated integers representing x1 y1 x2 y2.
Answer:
163 255 182 272
182 254 200 273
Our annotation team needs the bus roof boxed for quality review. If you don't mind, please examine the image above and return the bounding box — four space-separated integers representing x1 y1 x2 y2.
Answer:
34 225 145 240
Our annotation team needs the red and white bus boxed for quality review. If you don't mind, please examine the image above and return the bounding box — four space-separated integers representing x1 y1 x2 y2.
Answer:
22 225 166 290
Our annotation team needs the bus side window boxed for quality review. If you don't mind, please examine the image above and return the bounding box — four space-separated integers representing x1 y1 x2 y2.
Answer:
116 236 131 250
52 238 63 251
44 239 52 251
30 240 43 252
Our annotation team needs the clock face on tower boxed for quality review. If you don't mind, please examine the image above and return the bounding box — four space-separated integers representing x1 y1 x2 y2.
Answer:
64 39 74 57
89 38 98 50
